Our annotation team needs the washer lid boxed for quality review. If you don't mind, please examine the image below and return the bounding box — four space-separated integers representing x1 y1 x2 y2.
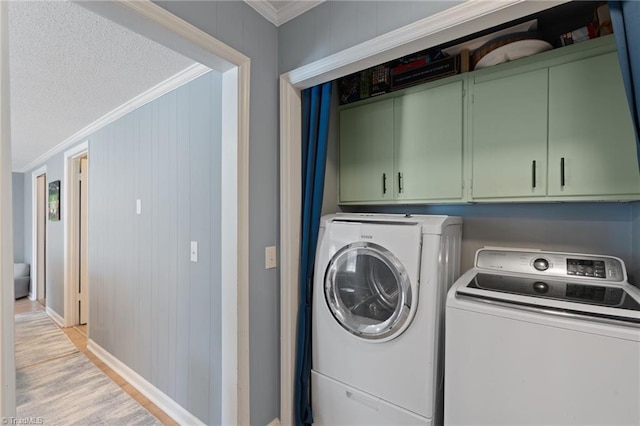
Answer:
324 241 415 342
456 272 640 324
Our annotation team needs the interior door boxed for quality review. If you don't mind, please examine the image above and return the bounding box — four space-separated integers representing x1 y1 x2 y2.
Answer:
79 157 88 324
324 242 413 341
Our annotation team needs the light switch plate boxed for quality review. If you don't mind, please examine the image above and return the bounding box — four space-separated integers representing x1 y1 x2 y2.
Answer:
265 246 277 269
190 241 198 262
136 199 141 215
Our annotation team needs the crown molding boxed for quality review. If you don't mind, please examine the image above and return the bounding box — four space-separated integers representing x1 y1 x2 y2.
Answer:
245 1 278 25
245 1 324 27
17 63 210 173
276 1 324 26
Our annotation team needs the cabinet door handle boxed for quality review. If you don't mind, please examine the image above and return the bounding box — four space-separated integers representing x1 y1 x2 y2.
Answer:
398 172 403 193
560 157 565 187
382 173 387 194
532 160 536 188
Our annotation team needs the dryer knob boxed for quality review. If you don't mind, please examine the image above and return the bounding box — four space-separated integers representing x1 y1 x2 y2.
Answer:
532 281 549 294
533 258 549 271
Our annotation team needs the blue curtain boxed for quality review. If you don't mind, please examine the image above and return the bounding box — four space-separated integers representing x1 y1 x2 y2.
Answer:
610 0 640 168
294 82 332 426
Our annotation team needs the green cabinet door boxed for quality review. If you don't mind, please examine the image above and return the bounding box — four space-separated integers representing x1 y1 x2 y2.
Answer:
548 52 640 196
471 69 549 198
393 81 464 200
339 99 394 202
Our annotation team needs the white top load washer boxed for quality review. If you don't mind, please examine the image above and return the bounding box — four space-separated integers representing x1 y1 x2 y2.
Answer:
312 213 462 426
445 248 640 426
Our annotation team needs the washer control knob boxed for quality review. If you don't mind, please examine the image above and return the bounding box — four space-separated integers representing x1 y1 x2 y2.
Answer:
533 282 549 294
533 258 549 271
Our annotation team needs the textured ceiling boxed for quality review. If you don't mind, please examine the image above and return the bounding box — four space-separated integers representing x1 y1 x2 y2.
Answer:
8 0 197 171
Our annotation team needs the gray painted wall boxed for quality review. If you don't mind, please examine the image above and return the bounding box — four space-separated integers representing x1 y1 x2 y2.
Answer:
12 173 24 263
278 1 462 73
153 3 281 424
348 203 637 283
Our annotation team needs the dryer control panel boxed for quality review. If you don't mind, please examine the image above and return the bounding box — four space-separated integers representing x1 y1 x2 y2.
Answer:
476 249 626 283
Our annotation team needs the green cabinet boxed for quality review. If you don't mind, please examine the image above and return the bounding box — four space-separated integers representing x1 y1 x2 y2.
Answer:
471 69 548 199
548 52 640 196
338 35 640 204
339 80 463 203
339 99 394 203
394 81 463 201
469 38 640 201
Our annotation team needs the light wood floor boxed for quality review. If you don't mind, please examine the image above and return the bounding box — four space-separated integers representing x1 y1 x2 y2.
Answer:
15 298 178 426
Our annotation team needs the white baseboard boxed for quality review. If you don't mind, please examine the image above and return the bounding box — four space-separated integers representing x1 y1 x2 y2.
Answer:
87 339 204 426
28 291 34 301
267 418 281 426
45 307 64 327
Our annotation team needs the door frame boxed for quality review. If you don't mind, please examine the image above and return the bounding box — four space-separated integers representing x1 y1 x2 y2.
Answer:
0 1 15 418
63 141 88 327
30 165 47 302
278 1 569 423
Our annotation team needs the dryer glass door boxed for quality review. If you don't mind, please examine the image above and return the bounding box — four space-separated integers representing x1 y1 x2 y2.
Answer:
325 242 413 341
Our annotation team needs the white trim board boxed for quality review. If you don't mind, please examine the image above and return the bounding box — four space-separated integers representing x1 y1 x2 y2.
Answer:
63 142 88 328
87 339 204 426
74 1 251 424
279 1 569 424
0 1 16 417
267 418 281 426
30 165 47 302
45 306 65 328
17 63 210 173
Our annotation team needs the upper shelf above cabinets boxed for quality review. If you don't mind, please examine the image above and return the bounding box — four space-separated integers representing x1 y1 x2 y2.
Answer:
337 35 640 205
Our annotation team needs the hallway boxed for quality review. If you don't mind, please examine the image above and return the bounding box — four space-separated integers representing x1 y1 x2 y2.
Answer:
14 299 177 425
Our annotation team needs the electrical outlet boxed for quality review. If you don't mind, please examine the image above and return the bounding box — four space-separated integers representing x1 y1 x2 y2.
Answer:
265 246 277 269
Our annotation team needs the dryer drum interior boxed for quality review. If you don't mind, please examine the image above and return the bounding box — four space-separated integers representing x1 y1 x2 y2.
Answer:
324 242 412 340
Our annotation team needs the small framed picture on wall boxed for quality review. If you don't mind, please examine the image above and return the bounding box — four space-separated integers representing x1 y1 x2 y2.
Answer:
48 180 61 221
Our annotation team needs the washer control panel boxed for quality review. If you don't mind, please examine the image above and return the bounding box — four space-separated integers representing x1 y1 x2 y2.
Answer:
476 249 626 283
567 258 606 278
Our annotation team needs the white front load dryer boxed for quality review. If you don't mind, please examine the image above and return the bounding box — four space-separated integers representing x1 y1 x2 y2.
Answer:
311 213 462 426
